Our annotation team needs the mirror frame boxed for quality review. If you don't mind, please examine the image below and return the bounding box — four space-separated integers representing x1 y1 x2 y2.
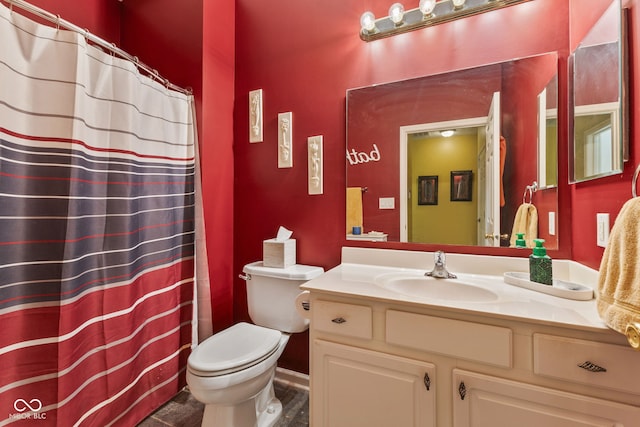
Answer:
569 0 628 183
346 53 560 250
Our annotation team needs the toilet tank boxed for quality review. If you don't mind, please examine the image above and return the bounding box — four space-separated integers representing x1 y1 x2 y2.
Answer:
242 261 324 333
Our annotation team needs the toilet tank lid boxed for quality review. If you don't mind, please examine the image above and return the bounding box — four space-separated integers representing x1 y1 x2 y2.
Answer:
243 261 324 280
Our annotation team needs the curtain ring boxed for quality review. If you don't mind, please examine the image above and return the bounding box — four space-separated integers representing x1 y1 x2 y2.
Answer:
55 14 61 31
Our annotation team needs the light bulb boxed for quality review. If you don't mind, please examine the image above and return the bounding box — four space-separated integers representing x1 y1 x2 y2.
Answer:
440 130 455 137
419 0 437 15
388 3 405 25
360 11 376 33
452 0 466 8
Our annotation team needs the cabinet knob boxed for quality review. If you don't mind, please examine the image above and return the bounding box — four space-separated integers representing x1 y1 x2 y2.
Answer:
458 381 467 400
331 317 347 324
625 322 640 349
423 373 431 391
577 361 607 373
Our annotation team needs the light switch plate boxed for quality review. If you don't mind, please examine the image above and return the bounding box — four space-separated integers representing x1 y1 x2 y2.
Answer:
379 197 395 209
548 212 556 236
596 213 610 248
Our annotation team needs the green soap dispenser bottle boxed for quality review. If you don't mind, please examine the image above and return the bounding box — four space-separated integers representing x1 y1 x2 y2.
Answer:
529 239 552 285
515 233 526 248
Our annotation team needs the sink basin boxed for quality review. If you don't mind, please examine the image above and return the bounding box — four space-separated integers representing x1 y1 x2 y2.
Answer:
376 275 499 302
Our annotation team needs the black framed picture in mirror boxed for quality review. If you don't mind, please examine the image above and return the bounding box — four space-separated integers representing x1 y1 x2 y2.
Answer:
418 176 438 206
451 170 473 202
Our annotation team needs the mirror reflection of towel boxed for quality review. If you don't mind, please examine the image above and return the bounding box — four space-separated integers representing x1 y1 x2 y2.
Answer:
597 198 640 341
509 203 538 248
346 187 363 234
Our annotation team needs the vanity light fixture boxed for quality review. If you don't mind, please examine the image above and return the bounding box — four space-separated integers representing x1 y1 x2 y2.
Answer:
440 130 455 137
452 0 467 9
360 11 377 33
419 0 437 16
360 0 531 42
388 3 406 25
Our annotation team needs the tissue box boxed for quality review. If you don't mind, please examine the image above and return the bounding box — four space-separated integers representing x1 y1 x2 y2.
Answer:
263 238 296 268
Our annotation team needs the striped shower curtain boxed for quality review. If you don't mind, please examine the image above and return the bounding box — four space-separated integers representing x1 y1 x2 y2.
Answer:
0 4 196 426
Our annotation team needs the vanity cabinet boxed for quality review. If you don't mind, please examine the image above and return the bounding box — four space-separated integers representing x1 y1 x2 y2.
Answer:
306 296 640 427
313 340 435 427
310 299 436 426
453 369 640 426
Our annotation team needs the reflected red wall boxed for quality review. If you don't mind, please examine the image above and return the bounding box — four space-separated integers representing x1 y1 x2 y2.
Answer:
570 0 639 269
347 65 502 241
502 54 559 248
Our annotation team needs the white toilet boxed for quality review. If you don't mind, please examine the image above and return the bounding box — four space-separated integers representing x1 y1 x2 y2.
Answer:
186 261 323 427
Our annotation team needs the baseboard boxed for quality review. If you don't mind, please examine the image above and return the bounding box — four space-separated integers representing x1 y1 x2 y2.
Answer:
274 367 309 391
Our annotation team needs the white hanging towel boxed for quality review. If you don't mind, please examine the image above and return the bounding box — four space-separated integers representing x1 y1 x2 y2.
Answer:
509 203 538 248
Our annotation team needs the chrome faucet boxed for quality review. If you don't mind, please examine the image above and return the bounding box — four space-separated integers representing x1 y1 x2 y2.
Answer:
425 250 457 279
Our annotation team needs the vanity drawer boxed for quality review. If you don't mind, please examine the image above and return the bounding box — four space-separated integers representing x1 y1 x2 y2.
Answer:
534 333 640 395
312 300 372 340
386 310 512 367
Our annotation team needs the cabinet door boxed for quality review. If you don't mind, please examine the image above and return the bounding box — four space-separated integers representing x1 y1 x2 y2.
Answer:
312 340 435 427
453 369 640 427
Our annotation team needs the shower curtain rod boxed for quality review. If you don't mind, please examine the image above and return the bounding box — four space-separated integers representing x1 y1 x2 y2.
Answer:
2 0 192 95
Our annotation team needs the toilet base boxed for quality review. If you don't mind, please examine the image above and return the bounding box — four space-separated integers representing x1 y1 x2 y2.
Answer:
200 370 283 427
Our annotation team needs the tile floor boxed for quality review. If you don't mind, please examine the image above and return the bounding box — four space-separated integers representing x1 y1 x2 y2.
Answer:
138 379 309 427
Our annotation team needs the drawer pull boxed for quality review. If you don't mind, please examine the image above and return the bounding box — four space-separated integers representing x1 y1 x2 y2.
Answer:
578 361 607 373
423 373 431 391
331 317 347 324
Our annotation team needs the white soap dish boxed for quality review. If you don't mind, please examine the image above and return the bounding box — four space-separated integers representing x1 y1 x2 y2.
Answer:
503 272 594 301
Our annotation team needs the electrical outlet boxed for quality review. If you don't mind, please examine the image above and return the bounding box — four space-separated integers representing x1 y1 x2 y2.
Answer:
596 213 610 248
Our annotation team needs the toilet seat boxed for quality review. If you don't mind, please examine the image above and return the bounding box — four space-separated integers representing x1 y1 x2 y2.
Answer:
188 322 282 377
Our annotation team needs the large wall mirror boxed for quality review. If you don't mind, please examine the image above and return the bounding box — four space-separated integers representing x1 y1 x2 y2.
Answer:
346 53 559 249
570 0 628 183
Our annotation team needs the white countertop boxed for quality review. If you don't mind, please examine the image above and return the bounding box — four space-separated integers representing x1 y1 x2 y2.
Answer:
301 247 609 332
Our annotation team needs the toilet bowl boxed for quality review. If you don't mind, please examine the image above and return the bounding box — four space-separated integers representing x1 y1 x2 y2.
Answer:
186 262 323 427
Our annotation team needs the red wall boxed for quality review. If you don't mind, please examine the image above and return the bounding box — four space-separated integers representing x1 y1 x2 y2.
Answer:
16 0 640 375
20 0 121 43
234 0 570 372
120 0 237 332
17 0 237 333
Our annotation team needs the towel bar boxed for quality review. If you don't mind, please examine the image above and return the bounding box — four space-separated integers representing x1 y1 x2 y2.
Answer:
633 163 640 198
522 181 538 204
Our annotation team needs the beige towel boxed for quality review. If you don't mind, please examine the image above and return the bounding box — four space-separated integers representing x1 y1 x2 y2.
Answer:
597 198 640 338
509 203 538 248
346 187 363 233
